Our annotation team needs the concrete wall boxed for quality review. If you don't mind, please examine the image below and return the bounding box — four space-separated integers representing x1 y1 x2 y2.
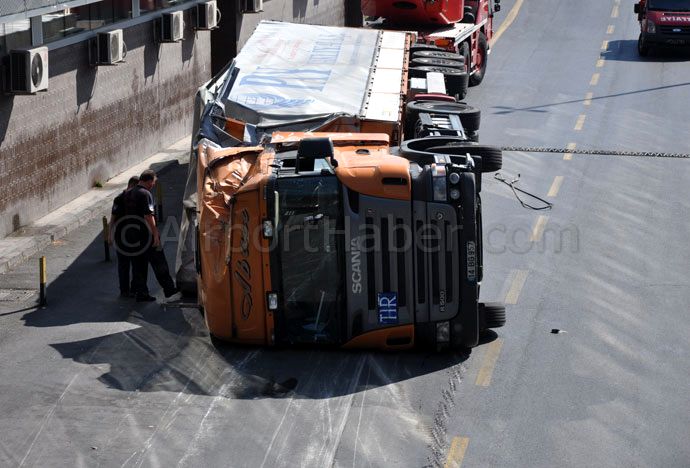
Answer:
0 10 211 237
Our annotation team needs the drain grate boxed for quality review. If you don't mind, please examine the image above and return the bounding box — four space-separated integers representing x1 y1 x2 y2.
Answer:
0 289 37 302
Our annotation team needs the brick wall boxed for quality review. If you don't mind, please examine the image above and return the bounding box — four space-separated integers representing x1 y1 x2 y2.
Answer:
0 10 211 237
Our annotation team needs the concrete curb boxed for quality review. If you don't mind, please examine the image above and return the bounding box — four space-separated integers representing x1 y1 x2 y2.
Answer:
0 136 191 275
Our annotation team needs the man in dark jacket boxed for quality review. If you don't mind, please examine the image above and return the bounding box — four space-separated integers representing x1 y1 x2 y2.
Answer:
110 176 139 297
122 169 177 302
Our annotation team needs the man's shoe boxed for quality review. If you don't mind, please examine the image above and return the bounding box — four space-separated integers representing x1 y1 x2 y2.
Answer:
136 294 156 302
164 287 179 298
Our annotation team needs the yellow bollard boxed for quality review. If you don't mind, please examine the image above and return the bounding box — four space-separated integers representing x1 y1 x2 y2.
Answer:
39 256 47 306
102 216 111 262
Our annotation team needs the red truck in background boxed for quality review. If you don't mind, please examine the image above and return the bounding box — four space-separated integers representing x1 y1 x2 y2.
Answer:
635 0 690 56
362 0 501 94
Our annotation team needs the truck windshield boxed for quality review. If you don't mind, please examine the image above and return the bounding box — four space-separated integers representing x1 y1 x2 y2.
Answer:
275 175 344 344
648 0 690 11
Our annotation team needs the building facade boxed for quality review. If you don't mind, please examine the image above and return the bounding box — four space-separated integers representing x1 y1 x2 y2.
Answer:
0 0 354 238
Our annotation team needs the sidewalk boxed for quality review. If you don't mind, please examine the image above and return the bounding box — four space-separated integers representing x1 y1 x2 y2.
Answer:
0 136 191 274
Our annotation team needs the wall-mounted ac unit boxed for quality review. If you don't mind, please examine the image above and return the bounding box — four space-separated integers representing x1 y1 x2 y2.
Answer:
195 1 220 30
5 47 49 94
93 29 126 65
241 0 263 13
160 11 184 42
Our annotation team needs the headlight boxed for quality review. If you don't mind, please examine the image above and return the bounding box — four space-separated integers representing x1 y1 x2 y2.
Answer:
449 188 461 200
431 164 447 201
262 219 274 238
448 172 460 184
267 292 278 310
436 321 450 343
646 19 656 33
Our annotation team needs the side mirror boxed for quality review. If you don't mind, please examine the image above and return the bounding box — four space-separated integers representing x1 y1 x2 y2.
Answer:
634 4 640 14
296 137 334 173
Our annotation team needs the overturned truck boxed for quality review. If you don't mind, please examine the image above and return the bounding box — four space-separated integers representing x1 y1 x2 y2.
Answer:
176 21 505 350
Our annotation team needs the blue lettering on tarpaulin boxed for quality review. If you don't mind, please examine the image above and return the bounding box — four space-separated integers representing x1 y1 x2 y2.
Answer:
234 93 315 109
378 292 398 325
239 67 332 92
308 33 345 65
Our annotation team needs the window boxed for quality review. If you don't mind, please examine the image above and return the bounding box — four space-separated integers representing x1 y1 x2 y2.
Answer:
42 0 133 43
0 20 31 54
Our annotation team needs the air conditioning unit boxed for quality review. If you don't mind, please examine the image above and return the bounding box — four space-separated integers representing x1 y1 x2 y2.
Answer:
241 0 263 13
93 29 125 65
160 11 184 42
195 1 220 30
6 47 49 94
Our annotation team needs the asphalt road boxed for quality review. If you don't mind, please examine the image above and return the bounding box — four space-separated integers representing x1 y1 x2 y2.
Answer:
1 1 690 467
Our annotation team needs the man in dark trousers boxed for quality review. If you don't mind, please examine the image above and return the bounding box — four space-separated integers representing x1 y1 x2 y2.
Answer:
123 169 178 302
110 175 139 297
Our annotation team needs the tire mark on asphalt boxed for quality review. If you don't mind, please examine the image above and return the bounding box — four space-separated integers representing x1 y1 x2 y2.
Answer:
425 362 466 467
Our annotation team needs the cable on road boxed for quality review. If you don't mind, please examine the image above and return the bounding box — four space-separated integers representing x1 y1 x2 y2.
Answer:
494 173 554 211
501 146 690 159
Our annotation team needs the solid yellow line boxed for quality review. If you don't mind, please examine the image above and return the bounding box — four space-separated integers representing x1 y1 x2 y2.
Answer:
489 0 525 47
505 270 529 305
530 215 548 242
601 40 609 51
611 4 619 18
564 142 576 160
596 58 606 68
475 339 504 387
547 176 564 197
574 114 586 131
590 73 600 86
444 437 470 468
584 92 593 106
607 25 615 34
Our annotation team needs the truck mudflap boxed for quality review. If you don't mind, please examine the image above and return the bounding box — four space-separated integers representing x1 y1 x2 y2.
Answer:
452 171 479 348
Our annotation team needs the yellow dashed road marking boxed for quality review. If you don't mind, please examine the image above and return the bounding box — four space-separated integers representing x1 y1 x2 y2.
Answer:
547 176 564 197
564 142 576 160
607 25 615 34
590 73 600 86
601 40 609 51
505 270 529 305
476 339 504 387
445 437 470 468
574 114 586 131
596 58 606 68
611 4 619 18
584 92 593 106
530 215 548 242
490 0 525 47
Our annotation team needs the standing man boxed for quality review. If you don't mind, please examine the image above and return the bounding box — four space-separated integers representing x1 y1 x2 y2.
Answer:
124 169 178 302
110 175 139 297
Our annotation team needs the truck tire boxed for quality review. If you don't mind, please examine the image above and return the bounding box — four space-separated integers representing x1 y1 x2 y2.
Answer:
425 143 503 173
469 32 488 86
413 50 466 63
459 40 471 74
405 100 481 134
480 303 506 329
400 136 473 165
638 33 650 56
411 57 465 69
409 66 469 100
410 43 445 54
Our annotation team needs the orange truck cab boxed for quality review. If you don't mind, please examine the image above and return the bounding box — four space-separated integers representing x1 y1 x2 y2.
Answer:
178 21 506 350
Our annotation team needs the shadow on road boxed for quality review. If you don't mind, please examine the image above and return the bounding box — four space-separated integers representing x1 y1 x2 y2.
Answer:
603 39 690 63
19 158 469 401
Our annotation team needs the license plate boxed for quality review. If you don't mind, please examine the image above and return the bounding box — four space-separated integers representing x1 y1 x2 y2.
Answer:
466 241 477 281
377 292 398 325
